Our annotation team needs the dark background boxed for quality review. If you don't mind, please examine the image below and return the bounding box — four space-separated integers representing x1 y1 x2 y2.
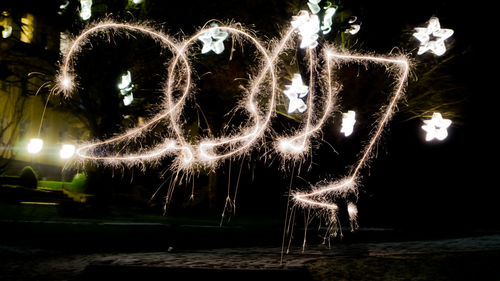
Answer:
1 0 495 233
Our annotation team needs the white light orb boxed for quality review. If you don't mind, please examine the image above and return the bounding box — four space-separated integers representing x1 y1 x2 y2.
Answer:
59 144 76 159
27 138 43 154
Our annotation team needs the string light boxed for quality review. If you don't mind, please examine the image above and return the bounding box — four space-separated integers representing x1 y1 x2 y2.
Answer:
283 74 309 114
321 6 336 34
422 112 452 141
340 110 356 136
198 24 229 54
307 0 322 14
291 10 320 49
79 0 92 21
413 17 453 56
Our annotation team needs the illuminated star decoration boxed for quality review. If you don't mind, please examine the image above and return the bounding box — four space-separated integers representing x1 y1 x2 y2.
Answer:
118 71 134 106
345 16 361 35
340 110 356 137
413 17 454 56
307 0 322 14
422 112 452 141
283 74 309 114
198 24 229 54
291 10 320 49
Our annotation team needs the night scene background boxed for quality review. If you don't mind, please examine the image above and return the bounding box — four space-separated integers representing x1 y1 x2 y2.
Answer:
0 0 497 280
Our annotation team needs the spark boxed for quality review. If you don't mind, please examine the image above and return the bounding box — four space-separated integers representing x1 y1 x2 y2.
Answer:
422 112 452 141
413 17 453 56
291 49 409 235
52 14 410 244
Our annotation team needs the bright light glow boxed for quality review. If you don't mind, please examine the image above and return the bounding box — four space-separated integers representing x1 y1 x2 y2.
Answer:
413 17 453 56
59 144 76 159
291 11 320 49
321 7 336 34
118 71 134 106
123 92 134 106
340 110 356 136
132 0 143 3
79 0 92 21
346 24 360 35
20 14 34 43
422 112 451 141
0 12 12 38
283 74 309 114
118 71 133 93
307 0 321 14
27 138 43 154
198 24 229 54
2 25 11 38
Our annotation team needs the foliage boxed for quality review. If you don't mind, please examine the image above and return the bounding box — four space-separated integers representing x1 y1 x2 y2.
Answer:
69 172 88 194
19 165 38 189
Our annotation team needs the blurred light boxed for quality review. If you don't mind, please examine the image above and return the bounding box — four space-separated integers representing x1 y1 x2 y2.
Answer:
59 144 76 159
422 112 451 141
307 0 321 14
27 138 43 154
291 11 320 49
80 0 92 21
132 0 143 3
321 7 336 34
413 17 453 56
118 71 133 92
20 14 34 43
346 24 360 35
198 24 229 54
340 110 356 136
1 25 11 38
123 93 134 106
283 74 308 113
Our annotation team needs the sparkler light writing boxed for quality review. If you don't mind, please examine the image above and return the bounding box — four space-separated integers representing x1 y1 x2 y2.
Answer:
54 15 410 246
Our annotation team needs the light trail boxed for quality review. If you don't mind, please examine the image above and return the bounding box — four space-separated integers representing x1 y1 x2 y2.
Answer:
53 18 410 245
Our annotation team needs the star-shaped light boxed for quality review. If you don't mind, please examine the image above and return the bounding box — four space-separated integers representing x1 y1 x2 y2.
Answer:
422 112 452 141
340 110 356 136
198 24 229 54
413 17 454 56
291 11 320 49
283 74 309 114
307 0 321 14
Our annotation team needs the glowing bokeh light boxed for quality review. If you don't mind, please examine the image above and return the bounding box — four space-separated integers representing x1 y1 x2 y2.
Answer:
307 0 321 14
27 138 44 154
291 10 320 49
198 24 229 54
79 0 92 21
2 25 12 38
413 17 453 56
422 112 451 141
321 7 336 34
283 74 309 114
340 110 356 137
59 144 76 159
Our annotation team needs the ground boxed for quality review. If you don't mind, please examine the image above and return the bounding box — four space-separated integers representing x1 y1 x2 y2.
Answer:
1 225 499 280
